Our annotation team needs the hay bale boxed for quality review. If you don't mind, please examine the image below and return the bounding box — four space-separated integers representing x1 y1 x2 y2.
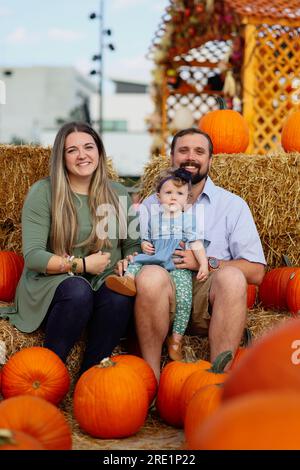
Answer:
139 153 300 268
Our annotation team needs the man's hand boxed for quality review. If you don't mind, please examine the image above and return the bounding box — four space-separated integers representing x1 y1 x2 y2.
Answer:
173 241 199 271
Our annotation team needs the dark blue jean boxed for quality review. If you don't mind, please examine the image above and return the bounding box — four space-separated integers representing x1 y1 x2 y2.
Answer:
43 277 134 373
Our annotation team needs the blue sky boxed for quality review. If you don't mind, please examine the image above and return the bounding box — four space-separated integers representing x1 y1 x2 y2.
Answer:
0 0 168 90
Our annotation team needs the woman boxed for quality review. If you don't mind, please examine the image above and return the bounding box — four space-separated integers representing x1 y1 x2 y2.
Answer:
0 122 140 373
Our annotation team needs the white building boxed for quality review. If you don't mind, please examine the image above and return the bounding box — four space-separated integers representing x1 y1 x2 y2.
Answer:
0 68 153 176
97 79 153 177
0 66 96 145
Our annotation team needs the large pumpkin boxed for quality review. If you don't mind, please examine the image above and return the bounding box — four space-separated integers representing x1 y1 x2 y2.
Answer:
111 354 157 404
258 267 298 310
222 318 300 401
287 271 300 316
0 395 72 450
185 391 300 450
0 251 24 302
1 346 70 405
73 357 148 438
281 110 300 152
156 358 212 428
0 429 45 450
179 351 231 423
198 98 249 154
184 384 222 444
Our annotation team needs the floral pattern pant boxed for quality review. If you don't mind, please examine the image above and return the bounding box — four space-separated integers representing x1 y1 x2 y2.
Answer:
127 263 192 335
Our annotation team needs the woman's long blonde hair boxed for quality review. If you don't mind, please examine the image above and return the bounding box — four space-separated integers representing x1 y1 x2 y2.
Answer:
50 121 126 255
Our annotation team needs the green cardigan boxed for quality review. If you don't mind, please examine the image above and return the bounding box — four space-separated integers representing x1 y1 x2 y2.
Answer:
0 177 141 333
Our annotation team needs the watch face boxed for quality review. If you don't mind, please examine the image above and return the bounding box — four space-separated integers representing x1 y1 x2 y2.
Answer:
209 257 219 269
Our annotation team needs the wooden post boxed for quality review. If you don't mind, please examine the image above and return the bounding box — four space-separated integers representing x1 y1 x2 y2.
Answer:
242 23 257 154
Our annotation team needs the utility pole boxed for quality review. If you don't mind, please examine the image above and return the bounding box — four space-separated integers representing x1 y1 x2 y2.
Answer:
90 0 115 135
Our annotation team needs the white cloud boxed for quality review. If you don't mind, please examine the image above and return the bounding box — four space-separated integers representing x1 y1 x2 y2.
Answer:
5 28 39 45
0 6 12 17
47 28 85 42
75 58 92 76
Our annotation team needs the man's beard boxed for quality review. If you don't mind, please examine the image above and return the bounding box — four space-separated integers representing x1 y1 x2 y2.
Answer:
180 161 209 185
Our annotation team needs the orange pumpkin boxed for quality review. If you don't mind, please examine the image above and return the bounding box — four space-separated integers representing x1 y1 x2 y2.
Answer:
179 351 231 423
0 251 24 302
258 267 298 310
222 318 300 401
247 284 256 309
286 271 300 316
112 354 157 404
185 391 300 450
228 346 248 371
0 395 72 450
0 429 44 450
181 368 223 422
73 357 148 438
1 346 70 405
281 110 300 152
156 358 211 427
198 98 249 154
184 384 222 444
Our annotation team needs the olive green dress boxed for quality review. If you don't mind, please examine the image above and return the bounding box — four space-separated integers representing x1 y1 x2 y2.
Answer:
0 177 140 333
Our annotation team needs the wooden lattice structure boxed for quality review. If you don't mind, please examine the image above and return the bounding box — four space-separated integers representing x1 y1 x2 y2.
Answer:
147 0 300 155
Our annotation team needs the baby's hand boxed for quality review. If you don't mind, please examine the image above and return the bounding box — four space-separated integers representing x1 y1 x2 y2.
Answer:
141 241 155 255
196 266 209 282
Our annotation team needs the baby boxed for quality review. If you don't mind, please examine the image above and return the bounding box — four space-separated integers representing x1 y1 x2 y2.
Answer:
106 168 209 360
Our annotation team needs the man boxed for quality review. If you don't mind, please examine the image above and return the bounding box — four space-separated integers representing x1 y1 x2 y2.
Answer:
135 128 266 381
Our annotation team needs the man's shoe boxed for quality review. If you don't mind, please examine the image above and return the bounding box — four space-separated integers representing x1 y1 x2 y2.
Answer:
167 336 183 361
105 275 136 296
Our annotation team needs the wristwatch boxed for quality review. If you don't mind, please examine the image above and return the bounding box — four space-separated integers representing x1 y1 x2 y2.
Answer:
208 257 220 270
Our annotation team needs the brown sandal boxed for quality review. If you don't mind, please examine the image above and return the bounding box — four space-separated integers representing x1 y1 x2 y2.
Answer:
105 274 136 296
167 336 183 361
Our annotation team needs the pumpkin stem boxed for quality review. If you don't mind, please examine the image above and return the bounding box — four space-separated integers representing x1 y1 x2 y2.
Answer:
215 96 227 110
282 254 292 267
97 357 116 369
0 429 16 446
210 350 233 373
243 327 253 347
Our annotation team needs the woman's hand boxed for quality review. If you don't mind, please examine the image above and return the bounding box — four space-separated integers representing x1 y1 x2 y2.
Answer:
115 252 138 276
141 241 155 255
85 251 111 275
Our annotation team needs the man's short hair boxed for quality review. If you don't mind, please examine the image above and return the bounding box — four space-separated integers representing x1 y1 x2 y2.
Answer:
170 128 213 158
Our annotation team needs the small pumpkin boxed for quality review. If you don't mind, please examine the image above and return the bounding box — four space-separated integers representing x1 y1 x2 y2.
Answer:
73 357 148 438
1 346 70 405
258 267 298 310
184 384 222 443
0 395 72 450
247 284 256 309
0 428 44 450
185 391 300 450
0 251 24 302
286 271 300 316
281 110 300 152
111 354 157 404
198 97 249 154
222 318 300 401
156 358 212 428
